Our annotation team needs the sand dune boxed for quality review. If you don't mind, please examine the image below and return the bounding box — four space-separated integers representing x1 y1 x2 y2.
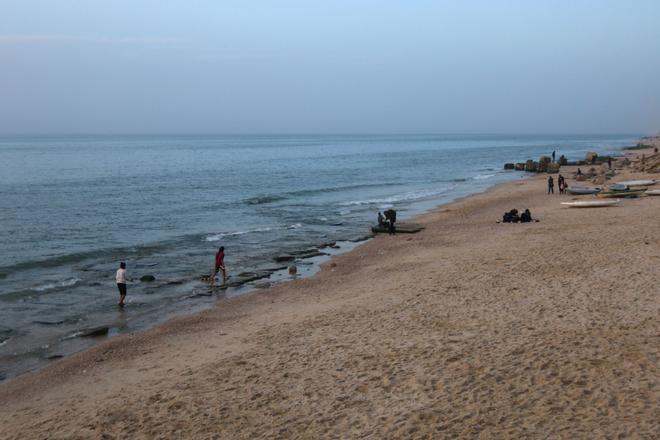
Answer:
1 167 659 439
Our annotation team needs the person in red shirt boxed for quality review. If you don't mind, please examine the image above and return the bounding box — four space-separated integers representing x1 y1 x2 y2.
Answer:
210 246 227 286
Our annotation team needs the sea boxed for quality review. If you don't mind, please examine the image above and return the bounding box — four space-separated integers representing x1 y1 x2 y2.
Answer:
0 133 639 380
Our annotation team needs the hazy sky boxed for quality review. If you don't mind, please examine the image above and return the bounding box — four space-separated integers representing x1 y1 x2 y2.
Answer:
1 0 659 134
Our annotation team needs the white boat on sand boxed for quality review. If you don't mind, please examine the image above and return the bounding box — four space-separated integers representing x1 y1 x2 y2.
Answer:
561 199 621 208
645 189 660 196
566 186 601 195
616 179 656 187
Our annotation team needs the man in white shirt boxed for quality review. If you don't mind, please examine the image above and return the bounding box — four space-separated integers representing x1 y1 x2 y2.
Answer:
116 262 127 307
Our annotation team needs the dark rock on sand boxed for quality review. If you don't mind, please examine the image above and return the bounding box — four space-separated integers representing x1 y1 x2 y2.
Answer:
504 163 515 170
140 275 156 282
514 163 526 171
546 163 560 173
79 326 110 337
47 354 64 360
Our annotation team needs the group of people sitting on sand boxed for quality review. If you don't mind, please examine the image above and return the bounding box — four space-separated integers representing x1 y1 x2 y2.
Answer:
502 208 534 223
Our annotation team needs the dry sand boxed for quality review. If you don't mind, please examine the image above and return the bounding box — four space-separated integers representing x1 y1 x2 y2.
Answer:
1 159 659 439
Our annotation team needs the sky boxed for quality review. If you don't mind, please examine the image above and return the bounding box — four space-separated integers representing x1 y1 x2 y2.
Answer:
0 0 659 134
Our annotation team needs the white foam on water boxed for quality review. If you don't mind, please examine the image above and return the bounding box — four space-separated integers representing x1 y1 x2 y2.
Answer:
31 277 81 292
473 173 496 180
204 227 274 242
340 185 457 207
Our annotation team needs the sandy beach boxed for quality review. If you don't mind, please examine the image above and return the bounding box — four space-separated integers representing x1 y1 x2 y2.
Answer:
1 151 659 439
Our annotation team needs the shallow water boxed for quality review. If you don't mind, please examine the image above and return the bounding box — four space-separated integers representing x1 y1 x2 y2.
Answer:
0 133 637 379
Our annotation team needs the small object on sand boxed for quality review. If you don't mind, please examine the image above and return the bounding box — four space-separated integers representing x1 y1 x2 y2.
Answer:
288 265 297 276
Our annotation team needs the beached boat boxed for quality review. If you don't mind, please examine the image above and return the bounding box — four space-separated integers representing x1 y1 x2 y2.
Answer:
609 183 629 191
645 189 660 196
566 187 601 195
371 223 425 234
597 189 646 198
561 199 621 208
616 179 657 187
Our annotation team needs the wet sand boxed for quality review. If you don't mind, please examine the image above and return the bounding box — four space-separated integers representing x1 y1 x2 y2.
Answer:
1 159 659 439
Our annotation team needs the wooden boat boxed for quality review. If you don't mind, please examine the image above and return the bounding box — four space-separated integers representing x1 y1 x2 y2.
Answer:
561 199 621 208
566 187 601 195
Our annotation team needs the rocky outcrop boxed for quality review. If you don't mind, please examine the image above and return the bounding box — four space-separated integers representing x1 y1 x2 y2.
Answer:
538 156 551 172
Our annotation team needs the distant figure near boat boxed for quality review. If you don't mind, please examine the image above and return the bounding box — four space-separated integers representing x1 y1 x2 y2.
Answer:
384 209 397 235
210 246 227 286
558 174 566 194
116 262 127 307
547 176 554 194
377 211 385 228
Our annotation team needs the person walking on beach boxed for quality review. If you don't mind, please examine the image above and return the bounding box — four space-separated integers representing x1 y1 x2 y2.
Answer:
547 176 554 194
608 158 612 170
116 262 127 307
210 246 227 286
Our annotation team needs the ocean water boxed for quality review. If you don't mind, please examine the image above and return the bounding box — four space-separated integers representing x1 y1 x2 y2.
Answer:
0 133 638 379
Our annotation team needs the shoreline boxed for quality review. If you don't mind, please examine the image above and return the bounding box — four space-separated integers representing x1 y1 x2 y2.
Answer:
0 174 520 384
2 140 659 437
0 170 525 382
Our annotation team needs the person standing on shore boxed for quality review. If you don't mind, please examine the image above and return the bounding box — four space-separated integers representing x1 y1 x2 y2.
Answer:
210 246 227 286
384 209 397 235
558 174 565 194
116 262 127 307
608 158 612 170
552 150 556 163
547 176 554 194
